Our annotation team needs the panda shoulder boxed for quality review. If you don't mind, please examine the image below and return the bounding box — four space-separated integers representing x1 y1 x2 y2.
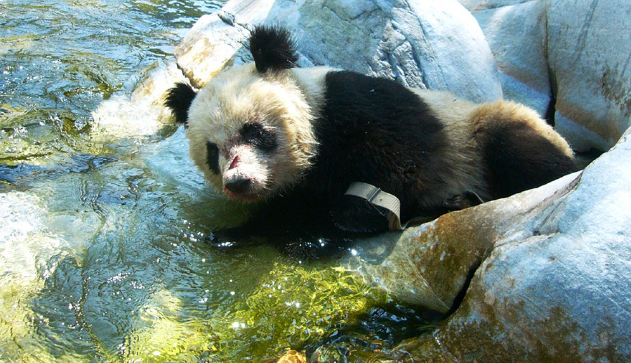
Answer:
410 88 479 129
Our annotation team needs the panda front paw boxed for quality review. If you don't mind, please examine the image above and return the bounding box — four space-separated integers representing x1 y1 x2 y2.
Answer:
330 196 390 233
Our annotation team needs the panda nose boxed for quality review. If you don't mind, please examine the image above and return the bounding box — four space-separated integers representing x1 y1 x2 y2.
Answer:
224 178 252 194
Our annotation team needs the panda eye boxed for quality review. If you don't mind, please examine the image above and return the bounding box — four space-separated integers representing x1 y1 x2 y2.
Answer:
240 122 278 152
206 141 220 174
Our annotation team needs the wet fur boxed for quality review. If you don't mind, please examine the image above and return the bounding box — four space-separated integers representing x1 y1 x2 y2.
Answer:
165 25 577 243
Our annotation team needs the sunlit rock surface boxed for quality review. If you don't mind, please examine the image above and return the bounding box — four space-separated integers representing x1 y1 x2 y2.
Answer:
469 0 631 152
174 0 502 102
173 0 275 88
355 127 631 361
344 171 581 314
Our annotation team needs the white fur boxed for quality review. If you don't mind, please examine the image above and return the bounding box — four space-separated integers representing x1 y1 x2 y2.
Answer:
186 63 318 201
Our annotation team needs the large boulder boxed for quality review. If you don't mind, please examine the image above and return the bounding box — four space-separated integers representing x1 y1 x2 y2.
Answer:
472 1 551 116
173 0 502 103
344 170 581 314
547 0 631 152
471 0 631 152
352 127 631 361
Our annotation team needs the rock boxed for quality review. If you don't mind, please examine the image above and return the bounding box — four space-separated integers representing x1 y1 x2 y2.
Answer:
548 0 631 152
345 169 581 314
359 126 631 362
173 0 275 88
458 0 532 11
473 1 551 116
174 0 502 102
470 0 631 152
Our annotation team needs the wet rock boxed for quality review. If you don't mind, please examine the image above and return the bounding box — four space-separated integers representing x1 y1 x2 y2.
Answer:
360 127 631 361
173 0 502 102
470 0 631 152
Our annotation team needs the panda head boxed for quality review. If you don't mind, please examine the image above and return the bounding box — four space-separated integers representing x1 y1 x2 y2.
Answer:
165 26 317 202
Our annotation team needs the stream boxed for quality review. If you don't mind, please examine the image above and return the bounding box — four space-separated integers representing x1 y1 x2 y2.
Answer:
0 1 431 361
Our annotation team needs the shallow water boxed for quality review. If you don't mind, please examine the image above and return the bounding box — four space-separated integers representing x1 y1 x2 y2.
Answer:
0 1 430 361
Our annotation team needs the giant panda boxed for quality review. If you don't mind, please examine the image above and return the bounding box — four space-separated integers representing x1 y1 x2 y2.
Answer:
165 25 577 243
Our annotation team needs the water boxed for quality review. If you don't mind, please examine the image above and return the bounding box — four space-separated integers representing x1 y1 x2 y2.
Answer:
0 1 430 361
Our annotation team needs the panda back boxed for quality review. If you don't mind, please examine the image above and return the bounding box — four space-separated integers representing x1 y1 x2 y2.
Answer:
306 70 468 217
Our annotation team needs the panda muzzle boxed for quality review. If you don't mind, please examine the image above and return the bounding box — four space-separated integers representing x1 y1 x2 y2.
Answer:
224 178 253 195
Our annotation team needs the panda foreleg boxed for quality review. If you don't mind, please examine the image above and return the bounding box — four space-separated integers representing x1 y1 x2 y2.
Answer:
329 193 391 233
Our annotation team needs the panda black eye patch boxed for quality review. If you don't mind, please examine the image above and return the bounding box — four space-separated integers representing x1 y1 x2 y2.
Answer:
240 122 278 152
206 141 220 174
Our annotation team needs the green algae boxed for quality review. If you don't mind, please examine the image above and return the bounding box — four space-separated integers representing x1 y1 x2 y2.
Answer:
123 262 389 362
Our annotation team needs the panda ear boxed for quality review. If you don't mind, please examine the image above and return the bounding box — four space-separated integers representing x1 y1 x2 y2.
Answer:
249 25 298 73
165 82 197 126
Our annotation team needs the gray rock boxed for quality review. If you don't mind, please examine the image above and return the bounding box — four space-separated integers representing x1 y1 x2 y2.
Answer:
458 0 532 11
473 1 551 116
470 0 631 152
173 0 502 103
548 0 631 152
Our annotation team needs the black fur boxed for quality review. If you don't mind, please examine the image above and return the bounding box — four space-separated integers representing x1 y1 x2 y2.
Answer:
249 25 298 73
239 122 278 152
307 71 450 231
165 82 197 125
483 122 578 198
206 142 220 175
